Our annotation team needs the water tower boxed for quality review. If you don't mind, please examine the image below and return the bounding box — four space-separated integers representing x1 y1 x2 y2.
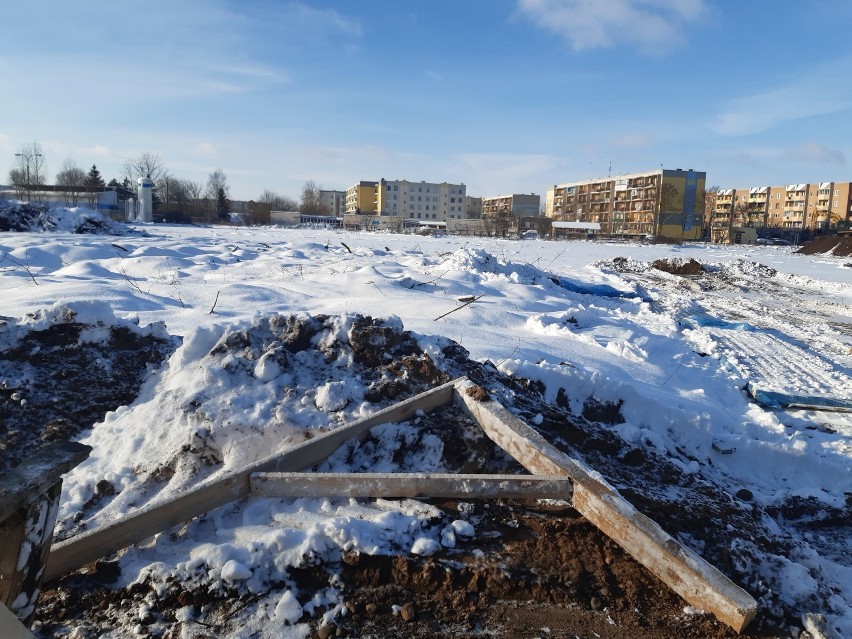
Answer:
137 176 154 223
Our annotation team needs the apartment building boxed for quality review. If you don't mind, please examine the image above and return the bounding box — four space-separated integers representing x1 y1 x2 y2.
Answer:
481 193 541 219
345 181 378 215
375 178 467 221
464 196 482 219
319 190 346 217
546 168 706 240
711 181 852 241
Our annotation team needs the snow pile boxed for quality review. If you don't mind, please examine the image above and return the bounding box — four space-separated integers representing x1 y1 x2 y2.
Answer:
56 313 452 537
441 246 558 286
0 200 134 235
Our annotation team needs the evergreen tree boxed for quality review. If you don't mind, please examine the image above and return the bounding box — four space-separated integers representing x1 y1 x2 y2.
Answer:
82 164 106 208
85 165 105 189
216 186 230 222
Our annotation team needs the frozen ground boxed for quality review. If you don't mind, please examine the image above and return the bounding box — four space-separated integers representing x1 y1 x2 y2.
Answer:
1 206 851 638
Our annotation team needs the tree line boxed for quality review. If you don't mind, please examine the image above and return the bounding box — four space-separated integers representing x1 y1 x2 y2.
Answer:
5 141 331 225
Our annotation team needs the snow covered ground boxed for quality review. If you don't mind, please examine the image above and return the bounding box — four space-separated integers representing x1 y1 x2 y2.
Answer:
2 206 851 637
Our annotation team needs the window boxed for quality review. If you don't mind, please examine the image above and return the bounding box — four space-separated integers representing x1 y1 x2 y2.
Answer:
835 200 840 207
835 189 840 196
394 185 398 191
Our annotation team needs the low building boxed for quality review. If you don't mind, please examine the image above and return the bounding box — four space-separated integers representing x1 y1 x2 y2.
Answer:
270 210 300 226
546 168 706 240
343 214 402 232
447 218 487 235
551 221 602 239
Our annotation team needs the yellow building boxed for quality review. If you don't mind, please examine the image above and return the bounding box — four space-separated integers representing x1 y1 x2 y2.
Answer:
546 168 706 240
345 181 378 215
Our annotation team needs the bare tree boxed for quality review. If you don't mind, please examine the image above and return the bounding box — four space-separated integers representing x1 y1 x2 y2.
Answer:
248 189 299 225
55 157 87 206
123 152 167 186
300 180 322 214
258 189 298 211
205 169 230 223
169 178 205 222
205 168 229 200
703 186 719 239
7 168 26 199
11 142 48 200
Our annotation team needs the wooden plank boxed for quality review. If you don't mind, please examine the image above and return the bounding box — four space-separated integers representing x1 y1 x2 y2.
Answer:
0 601 35 639
0 441 91 524
453 379 758 634
0 482 62 626
250 472 572 499
45 380 458 582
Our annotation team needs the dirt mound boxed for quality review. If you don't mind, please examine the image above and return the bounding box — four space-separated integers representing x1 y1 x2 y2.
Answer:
651 257 705 275
6 310 811 638
0 307 175 472
796 234 852 257
0 200 134 234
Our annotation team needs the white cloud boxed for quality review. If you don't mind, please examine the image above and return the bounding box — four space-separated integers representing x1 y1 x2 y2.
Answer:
516 0 706 53
288 2 363 37
711 87 848 136
711 57 852 136
194 143 219 158
786 142 846 166
453 152 567 195
610 132 656 148
208 63 289 84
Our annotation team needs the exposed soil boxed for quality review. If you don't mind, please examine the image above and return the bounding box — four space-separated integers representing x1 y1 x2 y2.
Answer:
796 234 852 257
0 316 175 472
0 311 820 638
651 257 706 275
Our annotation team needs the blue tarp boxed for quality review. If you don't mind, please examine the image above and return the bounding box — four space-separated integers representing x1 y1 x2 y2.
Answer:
552 277 639 300
747 383 852 412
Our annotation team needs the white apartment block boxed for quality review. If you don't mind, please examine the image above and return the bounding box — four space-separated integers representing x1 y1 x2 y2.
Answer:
319 190 346 217
376 179 467 221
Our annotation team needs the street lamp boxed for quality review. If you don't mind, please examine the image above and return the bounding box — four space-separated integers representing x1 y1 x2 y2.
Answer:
14 151 42 200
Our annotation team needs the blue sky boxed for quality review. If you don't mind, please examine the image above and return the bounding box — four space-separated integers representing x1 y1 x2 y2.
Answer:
2 0 851 201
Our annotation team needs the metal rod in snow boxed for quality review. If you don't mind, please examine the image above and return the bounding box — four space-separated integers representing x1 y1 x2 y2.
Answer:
434 295 484 321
